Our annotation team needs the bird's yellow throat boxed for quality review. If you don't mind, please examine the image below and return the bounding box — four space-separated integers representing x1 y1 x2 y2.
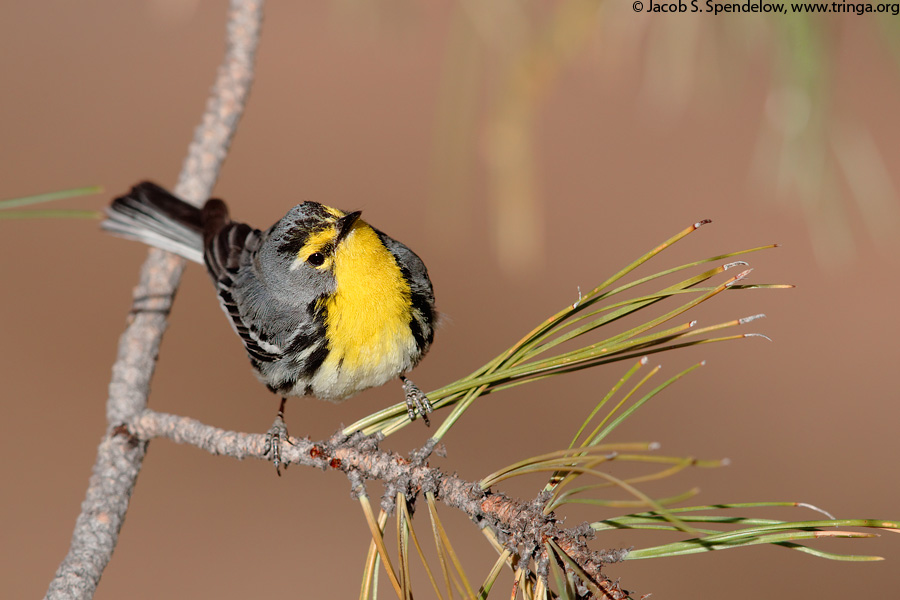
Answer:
322 221 414 373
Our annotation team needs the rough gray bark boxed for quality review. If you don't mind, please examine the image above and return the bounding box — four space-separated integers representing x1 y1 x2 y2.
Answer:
45 2 264 598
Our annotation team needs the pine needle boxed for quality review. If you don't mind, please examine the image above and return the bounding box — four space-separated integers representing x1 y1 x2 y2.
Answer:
359 496 403 597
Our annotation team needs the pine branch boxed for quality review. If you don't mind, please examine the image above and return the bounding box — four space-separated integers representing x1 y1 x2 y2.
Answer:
44 2 264 598
125 409 630 598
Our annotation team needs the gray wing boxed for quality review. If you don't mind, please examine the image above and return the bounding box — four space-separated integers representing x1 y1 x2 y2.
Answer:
201 200 286 363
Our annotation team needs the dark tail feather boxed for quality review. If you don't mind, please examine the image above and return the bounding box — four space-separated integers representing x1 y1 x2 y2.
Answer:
102 182 205 263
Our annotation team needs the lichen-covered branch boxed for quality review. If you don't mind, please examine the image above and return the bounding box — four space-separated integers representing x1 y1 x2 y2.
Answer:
127 409 629 598
45 2 264 598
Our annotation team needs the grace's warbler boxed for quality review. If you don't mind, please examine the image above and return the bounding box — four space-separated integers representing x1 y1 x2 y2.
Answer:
103 182 436 469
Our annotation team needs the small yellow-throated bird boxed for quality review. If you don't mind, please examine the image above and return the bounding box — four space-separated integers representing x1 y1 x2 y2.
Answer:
103 182 436 471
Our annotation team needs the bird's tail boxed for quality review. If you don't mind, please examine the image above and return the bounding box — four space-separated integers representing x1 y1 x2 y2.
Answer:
102 182 205 263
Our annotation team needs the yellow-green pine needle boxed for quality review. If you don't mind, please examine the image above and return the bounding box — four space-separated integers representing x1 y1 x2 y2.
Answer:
396 494 412 600
344 227 785 440
359 539 378 600
435 494 475 598
553 488 702 511
545 539 606 598
545 543 572 600
0 209 102 220
399 498 445 600
519 262 741 361
427 491 474 599
478 550 512 600
360 508 390 600
583 364 661 447
589 362 704 446
0 185 103 209
626 530 880 560
567 357 648 451
359 497 403 598
444 221 720 386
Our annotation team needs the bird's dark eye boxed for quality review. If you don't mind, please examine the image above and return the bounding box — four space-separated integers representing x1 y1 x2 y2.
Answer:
307 252 325 266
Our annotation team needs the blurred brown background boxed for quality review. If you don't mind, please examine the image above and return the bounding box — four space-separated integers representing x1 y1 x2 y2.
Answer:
3 2 899 598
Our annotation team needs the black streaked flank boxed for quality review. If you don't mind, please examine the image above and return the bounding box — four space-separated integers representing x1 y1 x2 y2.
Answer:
267 378 297 396
410 292 435 346
285 327 320 355
398 262 436 350
282 296 328 356
286 298 331 379
218 286 279 362
250 322 270 343
301 342 330 379
307 298 326 319
408 317 427 354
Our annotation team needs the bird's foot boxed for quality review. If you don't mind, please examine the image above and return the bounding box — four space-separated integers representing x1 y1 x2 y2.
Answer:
263 398 293 475
400 376 432 426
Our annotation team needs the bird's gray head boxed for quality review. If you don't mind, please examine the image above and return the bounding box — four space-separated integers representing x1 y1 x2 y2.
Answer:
257 201 361 306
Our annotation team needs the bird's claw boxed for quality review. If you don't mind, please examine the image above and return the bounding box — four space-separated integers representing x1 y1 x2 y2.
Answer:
401 376 433 426
263 413 292 476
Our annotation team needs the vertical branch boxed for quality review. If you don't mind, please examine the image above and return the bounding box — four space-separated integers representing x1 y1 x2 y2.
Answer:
45 2 265 598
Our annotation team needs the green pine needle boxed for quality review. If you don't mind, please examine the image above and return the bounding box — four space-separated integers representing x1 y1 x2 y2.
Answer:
595 505 900 562
0 209 102 220
0 185 103 220
345 221 787 438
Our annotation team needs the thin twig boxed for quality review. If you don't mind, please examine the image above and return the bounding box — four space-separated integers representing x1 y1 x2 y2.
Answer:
44 2 264 598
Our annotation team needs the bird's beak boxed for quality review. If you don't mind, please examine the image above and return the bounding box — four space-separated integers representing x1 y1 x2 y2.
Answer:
336 210 362 244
